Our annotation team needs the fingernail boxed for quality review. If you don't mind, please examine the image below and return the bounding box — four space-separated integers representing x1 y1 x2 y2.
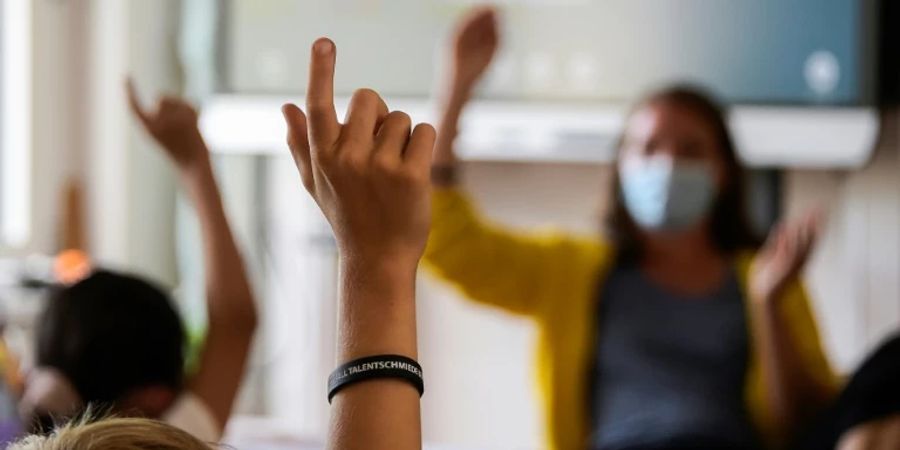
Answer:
314 39 333 55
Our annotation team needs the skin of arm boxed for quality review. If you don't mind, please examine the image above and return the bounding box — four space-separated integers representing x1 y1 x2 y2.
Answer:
838 415 900 450
126 82 258 430
282 38 437 450
749 211 833 440
433 6 499 175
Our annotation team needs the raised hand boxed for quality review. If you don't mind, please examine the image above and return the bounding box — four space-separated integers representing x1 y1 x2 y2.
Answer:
126 79 208 171
433 7 499 171
284 38 434 450
449 6 500 91
750 210 822 305
127 79 256 431
282 38 437 268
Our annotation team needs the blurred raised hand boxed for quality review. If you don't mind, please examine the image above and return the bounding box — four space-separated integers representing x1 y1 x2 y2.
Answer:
449 6 500 91
433 6 500 171
126 79 257 430
750 210 823 305
126 79 208 171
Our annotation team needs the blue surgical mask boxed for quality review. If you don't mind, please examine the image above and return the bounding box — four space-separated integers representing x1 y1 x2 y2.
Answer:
618 155 715 232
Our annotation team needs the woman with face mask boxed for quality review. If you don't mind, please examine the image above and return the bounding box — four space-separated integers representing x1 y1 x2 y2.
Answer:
425 7 837 450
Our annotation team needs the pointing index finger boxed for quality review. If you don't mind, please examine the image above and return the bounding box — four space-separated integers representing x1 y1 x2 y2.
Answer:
306 38 340 149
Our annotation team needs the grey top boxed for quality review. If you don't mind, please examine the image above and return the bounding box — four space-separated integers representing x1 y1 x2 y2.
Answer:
590 264 759 450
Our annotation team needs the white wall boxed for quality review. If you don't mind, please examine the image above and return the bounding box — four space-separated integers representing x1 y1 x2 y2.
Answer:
4 0 87 256
786 111 900 371
6 0 181 282
86 0 181 283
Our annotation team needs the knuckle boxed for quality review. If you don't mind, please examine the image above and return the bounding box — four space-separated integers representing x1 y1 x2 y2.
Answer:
351 88 380 106
337 151 367 172
403 166 428 184
301 178 316 194
339 134 369 152
286 131 299 149
373 153 397 172
386 165 415 183
413 122 437 139
383 111 412 133
312 148 333 166
306 103 329 117
160 98 181 111
387 110 411 126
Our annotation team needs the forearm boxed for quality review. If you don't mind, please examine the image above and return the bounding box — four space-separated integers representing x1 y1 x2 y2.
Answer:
327 259 420 450
128 88 259 426
178 150 257 331
433 80 473 172
750 297 819 436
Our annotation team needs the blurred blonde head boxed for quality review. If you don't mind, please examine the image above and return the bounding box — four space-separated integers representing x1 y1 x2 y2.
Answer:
8 417 212 450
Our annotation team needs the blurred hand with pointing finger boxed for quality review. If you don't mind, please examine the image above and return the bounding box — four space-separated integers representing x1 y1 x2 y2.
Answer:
450 6 500 92
125 79 257 430
434 5 500 171
126 79 208 173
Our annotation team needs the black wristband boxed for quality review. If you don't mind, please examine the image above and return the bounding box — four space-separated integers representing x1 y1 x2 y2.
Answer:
327 354 424 403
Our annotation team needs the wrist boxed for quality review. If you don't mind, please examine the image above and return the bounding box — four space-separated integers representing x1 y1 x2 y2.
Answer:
177 154 214 182
177 159 226 215
171 132 212 173
750 292 779 318
750 280 789 308
337 256 419 360
442 77 475 104
339 254 418 291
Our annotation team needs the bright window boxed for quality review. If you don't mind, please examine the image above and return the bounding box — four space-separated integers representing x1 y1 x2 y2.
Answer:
1 0 32 247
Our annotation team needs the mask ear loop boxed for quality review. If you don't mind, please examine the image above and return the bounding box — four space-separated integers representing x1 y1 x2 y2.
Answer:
18 367 84 423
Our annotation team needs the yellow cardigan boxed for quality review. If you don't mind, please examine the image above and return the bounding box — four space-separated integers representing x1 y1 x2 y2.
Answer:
423 188 837 450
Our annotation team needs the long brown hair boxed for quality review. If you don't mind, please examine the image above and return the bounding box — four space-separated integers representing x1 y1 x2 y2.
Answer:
606 85 761 262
